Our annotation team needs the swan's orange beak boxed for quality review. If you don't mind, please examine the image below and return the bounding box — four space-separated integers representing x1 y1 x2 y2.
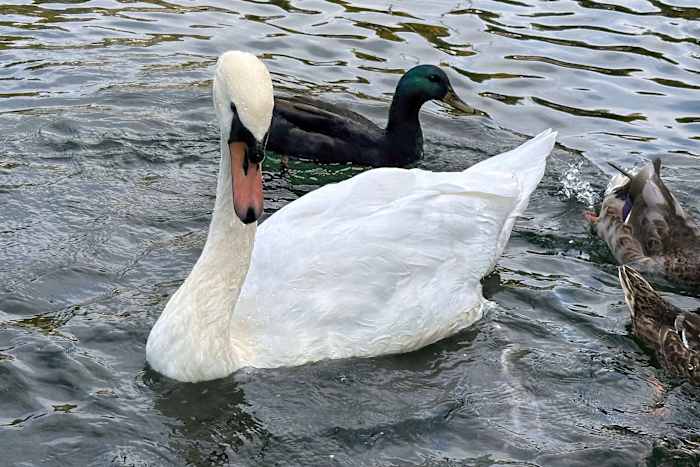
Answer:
230 141 263 224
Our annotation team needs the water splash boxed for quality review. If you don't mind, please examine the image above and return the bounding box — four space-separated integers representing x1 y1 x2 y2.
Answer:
559 160 599 208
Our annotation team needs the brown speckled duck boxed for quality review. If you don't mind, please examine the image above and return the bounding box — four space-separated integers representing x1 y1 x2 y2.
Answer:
585 159 700 288
618 265 700 384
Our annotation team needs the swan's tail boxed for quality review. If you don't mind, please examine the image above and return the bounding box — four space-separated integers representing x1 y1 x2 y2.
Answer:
469 128 556 200
467 129 557 256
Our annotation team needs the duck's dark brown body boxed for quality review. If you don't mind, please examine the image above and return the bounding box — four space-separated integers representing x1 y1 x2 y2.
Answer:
265 65 477 167
268 95 420 167
619 266 700 384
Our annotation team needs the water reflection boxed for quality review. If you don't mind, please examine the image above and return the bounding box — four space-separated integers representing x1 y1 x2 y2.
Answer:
147 372 270 465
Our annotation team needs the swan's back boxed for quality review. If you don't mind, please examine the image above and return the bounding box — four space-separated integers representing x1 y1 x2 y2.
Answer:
236 130 556 369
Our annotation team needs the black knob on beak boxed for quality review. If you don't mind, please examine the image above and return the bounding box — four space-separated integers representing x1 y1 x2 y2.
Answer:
249 140 266 164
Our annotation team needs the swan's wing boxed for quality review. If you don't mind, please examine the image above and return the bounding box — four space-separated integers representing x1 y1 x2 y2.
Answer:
260 126 556 230
238 170 519 365
236 130 555 367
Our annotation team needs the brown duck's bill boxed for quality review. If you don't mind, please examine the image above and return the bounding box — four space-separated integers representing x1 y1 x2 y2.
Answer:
583 211 599 224
442 86 486 117
230 141 263 224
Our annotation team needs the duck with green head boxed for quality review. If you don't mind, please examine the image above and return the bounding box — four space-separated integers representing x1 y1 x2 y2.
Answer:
268 64 480 167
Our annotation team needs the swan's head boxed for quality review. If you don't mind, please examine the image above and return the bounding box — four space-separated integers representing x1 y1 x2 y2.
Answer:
213 51 274 224
396 65 478 115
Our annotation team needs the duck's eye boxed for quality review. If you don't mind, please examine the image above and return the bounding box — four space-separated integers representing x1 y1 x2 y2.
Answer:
428 74 440 83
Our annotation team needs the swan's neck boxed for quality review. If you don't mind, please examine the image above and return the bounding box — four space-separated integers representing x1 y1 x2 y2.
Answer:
146 137 255 382
196 137 256 325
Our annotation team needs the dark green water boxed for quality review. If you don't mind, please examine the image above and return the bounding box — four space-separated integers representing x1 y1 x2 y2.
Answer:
1 1 699 466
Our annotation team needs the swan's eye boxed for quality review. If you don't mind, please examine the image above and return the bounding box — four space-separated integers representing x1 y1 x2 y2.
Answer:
230 102 238 114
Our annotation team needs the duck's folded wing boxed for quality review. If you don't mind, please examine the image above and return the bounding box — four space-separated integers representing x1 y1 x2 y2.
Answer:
629 159 700 253
657 312 700 383
281 95 378 126
673 312 700 352
273 96 378 141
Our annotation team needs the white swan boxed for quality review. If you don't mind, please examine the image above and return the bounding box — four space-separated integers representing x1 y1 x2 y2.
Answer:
146 51 557 382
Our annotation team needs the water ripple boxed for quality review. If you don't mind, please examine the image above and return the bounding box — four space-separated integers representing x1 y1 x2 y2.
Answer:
2 0 700 466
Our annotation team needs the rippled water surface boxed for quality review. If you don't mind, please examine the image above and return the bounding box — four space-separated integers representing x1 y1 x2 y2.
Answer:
2 1 700 465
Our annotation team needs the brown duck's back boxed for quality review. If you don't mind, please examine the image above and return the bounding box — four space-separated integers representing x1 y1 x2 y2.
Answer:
618 266 700 384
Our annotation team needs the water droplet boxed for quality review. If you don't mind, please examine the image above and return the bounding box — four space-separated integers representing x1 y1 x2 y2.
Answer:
559 160 599 208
